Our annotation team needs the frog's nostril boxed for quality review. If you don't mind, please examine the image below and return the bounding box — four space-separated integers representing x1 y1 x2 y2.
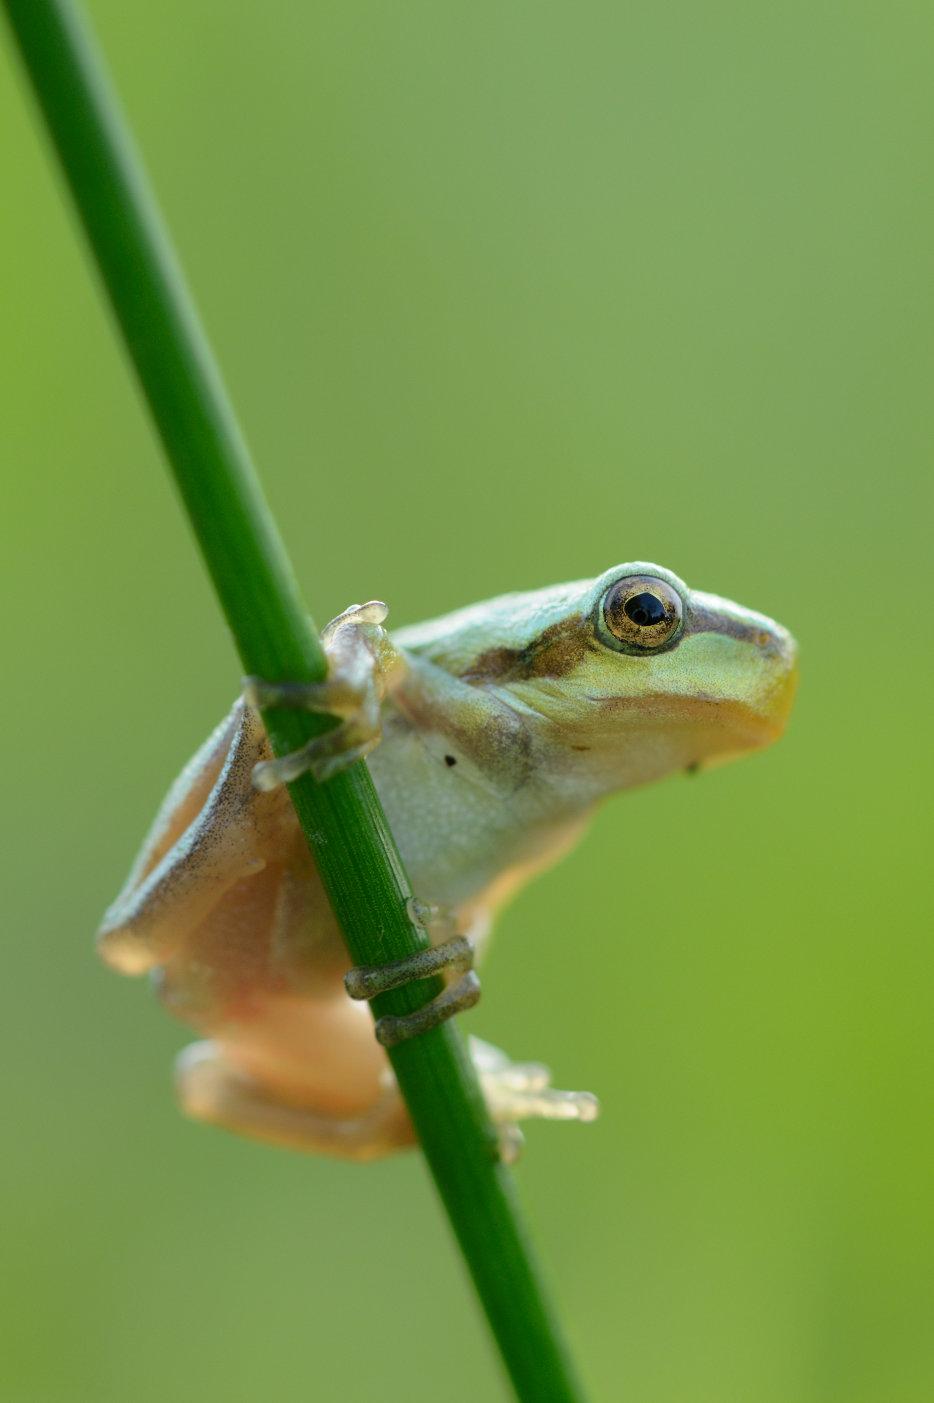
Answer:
757 623 797 668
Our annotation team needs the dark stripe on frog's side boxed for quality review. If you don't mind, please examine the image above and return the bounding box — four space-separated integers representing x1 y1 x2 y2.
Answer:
685 603 779 651
460 614 595 684
457 601 777 687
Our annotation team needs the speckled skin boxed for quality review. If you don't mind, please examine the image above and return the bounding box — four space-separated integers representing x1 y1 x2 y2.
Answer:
98 563 797 1159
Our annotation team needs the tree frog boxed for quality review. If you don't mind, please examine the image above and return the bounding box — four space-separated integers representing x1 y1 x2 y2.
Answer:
98 563 797 1161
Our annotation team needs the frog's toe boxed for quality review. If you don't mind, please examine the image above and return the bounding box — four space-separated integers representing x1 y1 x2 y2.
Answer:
320 599 389 640
497 1123 526 1165
406 896 459 940
243 674 361 715
345 935 481 1048
469 1036 600 1131
251 718 382 790
486 1077 600 1124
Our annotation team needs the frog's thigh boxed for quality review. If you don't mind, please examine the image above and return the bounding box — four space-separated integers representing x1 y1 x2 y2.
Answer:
175 1043 414 1161
99 700 275 974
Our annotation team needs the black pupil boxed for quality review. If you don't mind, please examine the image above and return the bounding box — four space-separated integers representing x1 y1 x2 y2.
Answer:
624 591 667 628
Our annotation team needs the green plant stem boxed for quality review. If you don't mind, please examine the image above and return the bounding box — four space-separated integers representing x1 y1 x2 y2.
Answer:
2 3 590 1400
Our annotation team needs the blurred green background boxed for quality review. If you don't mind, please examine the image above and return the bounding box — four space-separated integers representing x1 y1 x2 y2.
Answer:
1 2 931 1400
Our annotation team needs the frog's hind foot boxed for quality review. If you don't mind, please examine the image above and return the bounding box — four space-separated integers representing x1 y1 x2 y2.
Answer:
246 600 404 790
469 1036 599 1164
345 935 481 1049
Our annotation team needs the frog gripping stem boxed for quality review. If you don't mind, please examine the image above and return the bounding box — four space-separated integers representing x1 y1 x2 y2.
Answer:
244 600 402 790
3 1 602 1392
344 936 481 1048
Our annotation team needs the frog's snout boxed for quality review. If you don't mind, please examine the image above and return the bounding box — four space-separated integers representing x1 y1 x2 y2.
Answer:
754 623 799 739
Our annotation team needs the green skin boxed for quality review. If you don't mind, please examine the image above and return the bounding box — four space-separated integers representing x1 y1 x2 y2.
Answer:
97 563 798 1160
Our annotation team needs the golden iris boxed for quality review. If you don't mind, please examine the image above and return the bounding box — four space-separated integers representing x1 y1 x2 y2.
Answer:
602 576 683 651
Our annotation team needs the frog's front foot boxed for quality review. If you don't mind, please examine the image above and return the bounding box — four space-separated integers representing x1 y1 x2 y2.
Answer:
246 600 403 789
345 934 481 1048
470 1037 599 1164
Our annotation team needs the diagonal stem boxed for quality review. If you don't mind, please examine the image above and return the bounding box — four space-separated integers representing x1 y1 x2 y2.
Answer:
1 3 591 1400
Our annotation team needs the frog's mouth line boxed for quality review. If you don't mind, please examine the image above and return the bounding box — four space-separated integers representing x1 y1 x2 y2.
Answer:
592 687 796 747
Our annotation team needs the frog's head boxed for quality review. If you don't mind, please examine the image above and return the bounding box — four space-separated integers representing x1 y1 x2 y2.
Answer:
456 562 798 797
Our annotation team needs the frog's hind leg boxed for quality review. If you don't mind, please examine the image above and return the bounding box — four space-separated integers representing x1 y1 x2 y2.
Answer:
175 1041 415 1162
176 1032 598 1163
98 700 279 975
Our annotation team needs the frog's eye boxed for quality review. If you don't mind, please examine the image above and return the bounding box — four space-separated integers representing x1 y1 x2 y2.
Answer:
600 575 683 652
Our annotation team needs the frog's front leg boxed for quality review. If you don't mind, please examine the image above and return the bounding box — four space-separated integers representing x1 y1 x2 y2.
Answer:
247 601 405 790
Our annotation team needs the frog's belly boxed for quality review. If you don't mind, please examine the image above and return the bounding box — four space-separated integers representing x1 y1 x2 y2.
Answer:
160 714 581 1032
368 721 578 914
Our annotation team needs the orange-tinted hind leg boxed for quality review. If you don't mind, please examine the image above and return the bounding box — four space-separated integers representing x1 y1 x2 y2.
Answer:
175 1040 415 1162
